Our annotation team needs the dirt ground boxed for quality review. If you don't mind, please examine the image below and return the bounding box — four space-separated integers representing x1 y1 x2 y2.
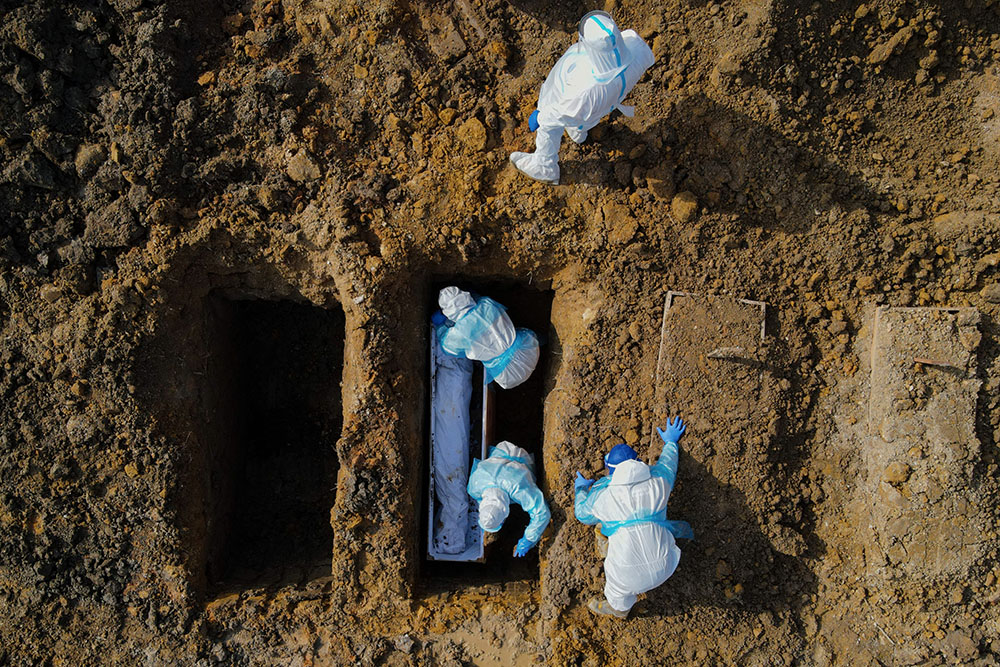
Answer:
2 0 1000 664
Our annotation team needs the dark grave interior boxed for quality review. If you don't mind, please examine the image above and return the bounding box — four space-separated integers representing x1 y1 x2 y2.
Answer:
203 295 345 596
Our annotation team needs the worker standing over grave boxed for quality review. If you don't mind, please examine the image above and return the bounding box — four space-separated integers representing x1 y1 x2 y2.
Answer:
509 11 655 185
574 416 693 618
435 286 540 390
467 440 550 556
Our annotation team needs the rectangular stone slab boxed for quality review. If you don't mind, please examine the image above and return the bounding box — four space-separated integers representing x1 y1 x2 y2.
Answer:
653 292 769 480
866 306 983 582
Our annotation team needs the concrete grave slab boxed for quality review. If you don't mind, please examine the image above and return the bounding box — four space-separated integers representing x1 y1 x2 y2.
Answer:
654 292 770 481
866 306 984 582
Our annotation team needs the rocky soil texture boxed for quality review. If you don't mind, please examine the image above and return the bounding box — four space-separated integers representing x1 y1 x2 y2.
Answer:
2 0 1000 664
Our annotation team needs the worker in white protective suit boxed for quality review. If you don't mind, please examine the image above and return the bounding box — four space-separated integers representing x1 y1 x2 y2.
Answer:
467 441 551 557
574 416 694 618
510 11 656 185
434 286 540 390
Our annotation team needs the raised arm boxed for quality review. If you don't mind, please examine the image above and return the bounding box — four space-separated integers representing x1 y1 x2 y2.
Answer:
651 416 686 490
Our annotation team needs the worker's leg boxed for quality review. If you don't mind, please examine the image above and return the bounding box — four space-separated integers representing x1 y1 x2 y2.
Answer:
603 576 637 613
594 524 608 558
534 124 562 161
509 125 562 184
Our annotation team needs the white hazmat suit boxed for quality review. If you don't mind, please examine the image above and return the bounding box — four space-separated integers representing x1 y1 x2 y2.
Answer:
574 437 692 612
467 441 551 546
435 286 540 390
510 11 655 185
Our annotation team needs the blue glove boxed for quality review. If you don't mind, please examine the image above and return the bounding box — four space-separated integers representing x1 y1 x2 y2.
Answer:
657 416 686 444
575 471 595 492
528 109 539 132
514 537 536 557
431 310 447 326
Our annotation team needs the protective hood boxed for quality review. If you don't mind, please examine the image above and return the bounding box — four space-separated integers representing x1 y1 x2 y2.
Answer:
578 11 632 80
478 487 511 532
438 286 475 321
493 440 535 469
609 458 651 485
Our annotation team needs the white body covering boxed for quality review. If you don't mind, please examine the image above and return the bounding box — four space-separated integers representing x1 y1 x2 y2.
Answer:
575 456 681 611
510 26 655 184
437 287 540 390
430 338 474 554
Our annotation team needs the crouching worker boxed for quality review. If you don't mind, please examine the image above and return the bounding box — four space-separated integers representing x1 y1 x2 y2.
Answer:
574 416 693 618
468 441 551 557
435 286 541 390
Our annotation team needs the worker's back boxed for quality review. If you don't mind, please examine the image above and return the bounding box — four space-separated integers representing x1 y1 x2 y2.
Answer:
439 297 516 361
468 442 538 496
537 31 655 132
590 459 680 583
468 442 551 545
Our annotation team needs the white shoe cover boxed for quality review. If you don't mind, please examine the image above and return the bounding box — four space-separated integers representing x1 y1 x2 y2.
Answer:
566 127 588 144
509 151 559 185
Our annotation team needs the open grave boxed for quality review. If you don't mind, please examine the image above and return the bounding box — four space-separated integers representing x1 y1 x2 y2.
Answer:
140 288 345 599
421 279 554 590
206 296 344 594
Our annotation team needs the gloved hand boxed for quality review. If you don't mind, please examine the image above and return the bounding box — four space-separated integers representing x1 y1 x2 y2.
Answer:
528 109 539 132
431 310 447 326
657 416 686 444
575 471 595 492
514 537 536 557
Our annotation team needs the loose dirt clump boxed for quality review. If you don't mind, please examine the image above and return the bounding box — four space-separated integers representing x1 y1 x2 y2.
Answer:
2 0 999 664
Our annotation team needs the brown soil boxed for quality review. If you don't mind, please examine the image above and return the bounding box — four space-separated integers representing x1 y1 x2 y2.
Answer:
1 0 999 664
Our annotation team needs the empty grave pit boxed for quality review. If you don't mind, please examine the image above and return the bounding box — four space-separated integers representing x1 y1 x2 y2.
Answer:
421 279 555 590
144 290 345 598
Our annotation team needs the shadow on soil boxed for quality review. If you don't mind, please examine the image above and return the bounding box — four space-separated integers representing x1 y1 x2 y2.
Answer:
560 94 888 234
641 454 819 618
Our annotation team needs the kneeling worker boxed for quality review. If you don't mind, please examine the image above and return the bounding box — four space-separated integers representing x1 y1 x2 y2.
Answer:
574 416 693 618
468 441 551 557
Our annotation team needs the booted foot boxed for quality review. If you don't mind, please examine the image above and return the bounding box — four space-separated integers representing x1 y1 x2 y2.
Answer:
588 597 629 619
566 127 588 144
509 151 559 185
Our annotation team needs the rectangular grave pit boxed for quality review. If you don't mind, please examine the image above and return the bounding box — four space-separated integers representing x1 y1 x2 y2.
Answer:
420 279 554 591
201 295 345 596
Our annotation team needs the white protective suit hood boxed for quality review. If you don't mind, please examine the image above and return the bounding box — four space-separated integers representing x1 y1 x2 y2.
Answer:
478 487 511 532
579 11 632 80
494 440 535 468
609 458 651 485
439 286 476 321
